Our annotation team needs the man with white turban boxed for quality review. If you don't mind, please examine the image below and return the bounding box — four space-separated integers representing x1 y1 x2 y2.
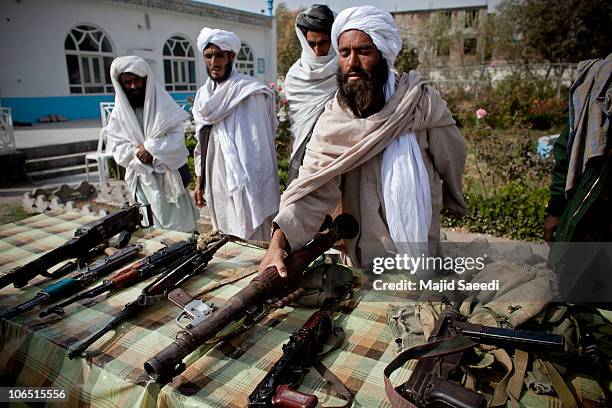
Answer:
285 4 337 184
259 6 466 276
105 56 198 233
192 28 279 240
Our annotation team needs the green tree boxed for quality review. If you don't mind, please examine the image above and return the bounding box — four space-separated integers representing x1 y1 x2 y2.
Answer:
495 0 612 65
276 3 301 78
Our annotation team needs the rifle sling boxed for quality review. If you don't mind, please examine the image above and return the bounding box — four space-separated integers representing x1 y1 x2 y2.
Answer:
311 326 353 408
383 335 476 408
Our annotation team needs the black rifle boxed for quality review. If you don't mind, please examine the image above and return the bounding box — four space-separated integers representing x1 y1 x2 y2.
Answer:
144 214 359 383
40 238 197 319
248 288 352 408
0 244 141 320
384 307 565 408
0 203 149 290
67 235 230 359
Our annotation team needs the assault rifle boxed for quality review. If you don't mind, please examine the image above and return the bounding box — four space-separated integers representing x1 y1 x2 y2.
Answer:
384 307 565 408
0 203 150 290
0 244 141 320
67 235 230 359
40 238 196 319
144 214 359 383
248 290 353 408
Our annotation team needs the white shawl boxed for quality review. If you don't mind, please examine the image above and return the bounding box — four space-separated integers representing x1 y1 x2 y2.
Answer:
105 56 189 205
284 26 338 159
331 6 432 247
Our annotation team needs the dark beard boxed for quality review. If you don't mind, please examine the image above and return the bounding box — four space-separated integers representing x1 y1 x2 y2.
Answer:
336 59 388 118
207 61 233 83
126 89 145 108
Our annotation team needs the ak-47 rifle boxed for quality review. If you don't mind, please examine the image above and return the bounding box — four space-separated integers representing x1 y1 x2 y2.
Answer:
248 288 353 408
0 203 150 290
384 307 566 408
39 238 197 319
67 235 230 359
0 244 141 320
144 213 359 383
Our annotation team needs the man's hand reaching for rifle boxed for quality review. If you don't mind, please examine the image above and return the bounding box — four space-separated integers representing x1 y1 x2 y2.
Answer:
258 227 289 278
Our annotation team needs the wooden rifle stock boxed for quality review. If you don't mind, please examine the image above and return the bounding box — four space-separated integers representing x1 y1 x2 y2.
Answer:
144 214 359 383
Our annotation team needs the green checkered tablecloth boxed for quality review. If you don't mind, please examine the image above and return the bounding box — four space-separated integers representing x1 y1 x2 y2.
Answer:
1 213 608 408
0 212 413 408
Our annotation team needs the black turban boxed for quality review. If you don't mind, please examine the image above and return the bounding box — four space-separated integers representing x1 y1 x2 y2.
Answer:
296 4 334 35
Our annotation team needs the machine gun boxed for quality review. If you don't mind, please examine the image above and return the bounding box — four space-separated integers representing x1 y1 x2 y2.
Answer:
39 238 196 319
0 244 141 320
144 214 359 383
384 307 565 408
67 235 230 359
248 288 353 408
0 203 150 290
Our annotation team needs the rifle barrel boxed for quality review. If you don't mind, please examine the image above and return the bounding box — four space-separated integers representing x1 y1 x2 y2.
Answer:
67 303 140 359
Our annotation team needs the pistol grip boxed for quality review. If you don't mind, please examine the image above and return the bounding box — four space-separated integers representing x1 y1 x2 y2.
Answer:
427 378 486 408
271 384 318 408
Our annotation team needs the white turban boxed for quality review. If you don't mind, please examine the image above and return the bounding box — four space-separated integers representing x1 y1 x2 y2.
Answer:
331 5 402 100
196 27 241 55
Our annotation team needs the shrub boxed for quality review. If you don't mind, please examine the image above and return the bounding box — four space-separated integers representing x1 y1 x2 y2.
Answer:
442 182 549 241
463 127 553 195
484 73 568 130
278 159 289 193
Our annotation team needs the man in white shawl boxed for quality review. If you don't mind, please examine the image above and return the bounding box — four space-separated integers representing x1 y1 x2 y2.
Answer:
259 6 467 277
105 56 198 233
192 28 279 240
285 4 337 184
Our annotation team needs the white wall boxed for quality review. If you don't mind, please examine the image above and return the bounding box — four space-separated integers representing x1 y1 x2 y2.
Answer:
0 0 276 98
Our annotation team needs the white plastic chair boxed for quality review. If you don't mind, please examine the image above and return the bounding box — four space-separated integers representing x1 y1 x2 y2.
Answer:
0 107 16 154
85 102 119 184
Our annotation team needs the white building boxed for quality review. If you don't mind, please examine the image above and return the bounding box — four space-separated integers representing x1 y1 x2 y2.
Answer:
0 0 276 123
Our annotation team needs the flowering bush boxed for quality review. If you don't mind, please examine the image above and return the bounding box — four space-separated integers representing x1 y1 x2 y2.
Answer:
269 81 293 191
475 108 487 120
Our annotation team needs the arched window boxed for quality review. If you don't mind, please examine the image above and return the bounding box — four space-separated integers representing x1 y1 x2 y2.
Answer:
236 43 255 76
64 25 114 94
163 36 196 91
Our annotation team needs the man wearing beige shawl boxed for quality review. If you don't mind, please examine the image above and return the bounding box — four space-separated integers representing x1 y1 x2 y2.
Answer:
259 6 466 276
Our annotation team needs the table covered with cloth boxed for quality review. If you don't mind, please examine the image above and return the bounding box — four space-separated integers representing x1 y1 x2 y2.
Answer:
0 212 607 407
0 212 412 407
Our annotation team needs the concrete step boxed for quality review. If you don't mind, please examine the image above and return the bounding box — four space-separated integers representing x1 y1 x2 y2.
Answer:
24 151 96 173
28 163 99 182
20 140 99 160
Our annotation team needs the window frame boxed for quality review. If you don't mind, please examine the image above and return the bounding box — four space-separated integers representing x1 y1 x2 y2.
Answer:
163 35 197 92
235 42 255 77
64 24 115 95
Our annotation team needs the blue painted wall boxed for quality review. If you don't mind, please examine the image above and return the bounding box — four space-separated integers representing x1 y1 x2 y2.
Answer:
1 92 196 124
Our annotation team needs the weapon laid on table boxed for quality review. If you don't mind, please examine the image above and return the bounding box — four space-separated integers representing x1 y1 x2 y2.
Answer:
248 288 353 408
0 203 150 290
67 235 230 359
40 238 197 319
384 307 566 408
0 244 141 320
144 213 359 383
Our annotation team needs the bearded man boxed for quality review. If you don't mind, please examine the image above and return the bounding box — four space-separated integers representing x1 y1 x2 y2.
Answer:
285 4 337 184
259 6 467 276
105 56 198 233
192 28 279 240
